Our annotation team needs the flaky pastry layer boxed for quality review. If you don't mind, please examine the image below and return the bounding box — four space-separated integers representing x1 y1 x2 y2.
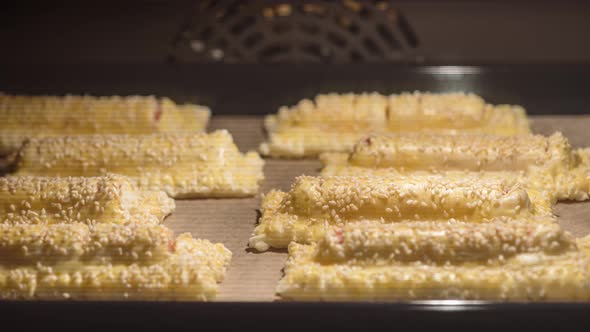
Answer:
249 176 546 251
0 222 174 266
260 92 530 157
0 234 232 301
320 132 590 203
0 174 174 224
315 220 572 265
276 223 590 301
0 93 210 155
14 130 264 198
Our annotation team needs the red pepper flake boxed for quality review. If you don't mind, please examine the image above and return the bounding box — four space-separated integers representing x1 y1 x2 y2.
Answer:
334 228 344 244
168 239 176 253
154 100 163 122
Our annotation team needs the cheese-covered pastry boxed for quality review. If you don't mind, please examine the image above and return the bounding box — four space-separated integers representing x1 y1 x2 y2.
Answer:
249 175 548 251
276 222 590 301
14 130 265 198
321 132 590 202
0 93 210 155
260 92 530 157
0 233 232 301
386 92 528 135
0 174 174 224
314 220 572 265
0 222 174 266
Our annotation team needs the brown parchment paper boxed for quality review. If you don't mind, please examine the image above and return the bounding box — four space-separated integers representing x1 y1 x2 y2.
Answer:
157 115 590 302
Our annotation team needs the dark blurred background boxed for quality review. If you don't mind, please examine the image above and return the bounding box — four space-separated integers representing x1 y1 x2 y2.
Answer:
2 0 590 114
2 0 590 64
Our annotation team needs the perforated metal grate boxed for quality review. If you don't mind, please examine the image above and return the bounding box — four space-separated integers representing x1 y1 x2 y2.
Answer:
171 0 419 63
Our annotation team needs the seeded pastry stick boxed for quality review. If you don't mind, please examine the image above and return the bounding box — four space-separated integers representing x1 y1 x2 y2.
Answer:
264 93 389 133
0 93 210 155
277 245 590 301
0 222 174 266
249 175 546 251
0 174 174 224
260 128 378 159
0 233 232 301
337 132 573 171
276 223 590 301
260 93 389 158
386 92 529 135
260 92 530 158
314 220 574 265
14 130 265 198
321 132 590 202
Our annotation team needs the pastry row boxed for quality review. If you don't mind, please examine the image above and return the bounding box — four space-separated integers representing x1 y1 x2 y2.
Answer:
0 175 231 300
251 92 590 301
1 91 590 301
0 93 246 300
252 135 590 300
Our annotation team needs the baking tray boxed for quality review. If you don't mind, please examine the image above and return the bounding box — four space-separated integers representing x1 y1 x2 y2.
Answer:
190 115 590 303
2 115 590 330
2 65 590 329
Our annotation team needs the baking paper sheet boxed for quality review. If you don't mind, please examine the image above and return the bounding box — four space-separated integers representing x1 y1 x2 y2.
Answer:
166 115 590 301
1 115 588 301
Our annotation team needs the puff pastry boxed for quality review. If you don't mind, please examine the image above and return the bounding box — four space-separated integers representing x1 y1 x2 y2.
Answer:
0 93 210 155
321 132 590 203
277 222 590 301
14 130 264 198
260 92 530 157
249 175 549 251
0 174 174 224
0 232 232 300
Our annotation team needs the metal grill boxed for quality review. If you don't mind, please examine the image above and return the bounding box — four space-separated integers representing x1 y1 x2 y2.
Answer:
171 0 419 63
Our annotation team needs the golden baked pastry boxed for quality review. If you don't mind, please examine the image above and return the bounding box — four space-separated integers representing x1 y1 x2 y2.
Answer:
0 93 210 155
0 222 175 265
277 221 590 301
0 174 174 224
0 174 231 300
321 132 590 203
0 231 232 300
260 92 530 157
14 130 265 198
249 175 549 251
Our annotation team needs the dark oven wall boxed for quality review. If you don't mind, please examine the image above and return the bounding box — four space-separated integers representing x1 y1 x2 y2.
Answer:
2 1 590 65
1 1 590 115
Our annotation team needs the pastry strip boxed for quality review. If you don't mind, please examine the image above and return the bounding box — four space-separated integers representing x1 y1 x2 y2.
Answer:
249 175 545 251
276 223 590 301
260 92 530 157
0 93 210 155
321 132 590 202
315 220 573 265
0 234 232 301
14 130 264 198
0 174 174 224
0 222 174 266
